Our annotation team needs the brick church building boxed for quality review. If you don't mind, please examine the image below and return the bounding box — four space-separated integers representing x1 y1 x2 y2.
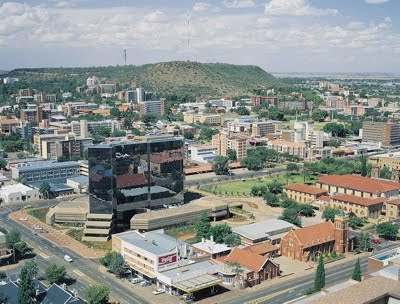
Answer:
280 215 350 262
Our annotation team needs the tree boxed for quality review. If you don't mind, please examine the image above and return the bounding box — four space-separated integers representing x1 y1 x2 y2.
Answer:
0 159 6 169
268 181 284 194
240 155 263 171
279 208 301 227
287 163 299 173
322 207 341 222
352 258 362 282
17 152 27 159
210 223 232 243
18 261 37 304
85 284 110 304
141 113 158 126
312 110 328 122
195 212 211 241
100 252 127 277
379 166 391 180
263 192 279 207
212 156 229 175
227 149 237 161
0 271 6 279
224 234 241 247
39 181 51 199
235 106 250 116
297 204 315 217
183 130 194 140
356 231 371 252
360 155 368 177
14 241 29 258
45 264 67 284
199 127 219 140
376 222 399 240
6 229 21 248
349 214 365 229
110 107 120 118
314 255 325 291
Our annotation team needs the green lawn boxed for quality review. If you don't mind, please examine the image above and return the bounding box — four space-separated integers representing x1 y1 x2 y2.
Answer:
201 174 319 196
27 208 49 223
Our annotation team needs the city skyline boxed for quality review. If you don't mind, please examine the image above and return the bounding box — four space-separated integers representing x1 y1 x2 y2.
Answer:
0 0 399 72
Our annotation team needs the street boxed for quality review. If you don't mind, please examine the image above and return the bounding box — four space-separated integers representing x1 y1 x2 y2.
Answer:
0 201 149 304
221 242 399 304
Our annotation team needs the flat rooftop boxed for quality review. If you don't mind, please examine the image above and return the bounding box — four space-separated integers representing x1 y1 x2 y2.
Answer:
92 136 183 149
14 160 80 172
232 219 296 241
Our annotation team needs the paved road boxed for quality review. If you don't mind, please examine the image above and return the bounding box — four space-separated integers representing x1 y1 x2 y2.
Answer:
0 201 149 304
221 242 399 304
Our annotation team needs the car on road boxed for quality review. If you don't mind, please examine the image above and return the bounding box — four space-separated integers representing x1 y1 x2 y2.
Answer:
153 289 165 295
212 178 219 182
64 255 73 262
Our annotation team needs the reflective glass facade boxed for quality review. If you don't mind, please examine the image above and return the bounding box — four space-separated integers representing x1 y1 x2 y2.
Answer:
88 137 184 226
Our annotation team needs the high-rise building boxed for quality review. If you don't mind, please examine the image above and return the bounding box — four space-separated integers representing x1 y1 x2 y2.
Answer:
362 121 400 147
86 76 99 87
136 87 145 103
125 90 136 103
84 136 184 242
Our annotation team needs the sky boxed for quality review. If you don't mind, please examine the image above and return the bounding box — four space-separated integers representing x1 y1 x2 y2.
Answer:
0 0 399 72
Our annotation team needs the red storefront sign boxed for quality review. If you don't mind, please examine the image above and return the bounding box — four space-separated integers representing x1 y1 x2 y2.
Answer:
158 253 177 266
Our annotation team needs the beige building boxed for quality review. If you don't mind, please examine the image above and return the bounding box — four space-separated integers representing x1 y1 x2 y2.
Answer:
330 194 386 220
369 151 400 182
267 139 309 159
283 184 327 204
362 121 400 147
184 113 222 125
212 132 249 160
131 197 228 231
251 121 279 137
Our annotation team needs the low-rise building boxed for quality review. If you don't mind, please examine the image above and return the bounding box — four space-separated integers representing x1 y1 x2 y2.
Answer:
283 184 328 204
11 160 80 183
330 194 386 220
315 174 400 199
184 113 222 126
0 183 39 204
232 219 296 245
219 247 280 288
193 237 231 259
280 215 349 262
112 230 191 280
189 145 218 163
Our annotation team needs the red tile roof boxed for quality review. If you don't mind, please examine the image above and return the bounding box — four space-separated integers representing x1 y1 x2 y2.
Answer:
289 221 335 249
332 194 387 207
386 199 400 206
318 195 331 203
224 247 268 272
284 184 327 195
317 174 400 194
243 243 279 256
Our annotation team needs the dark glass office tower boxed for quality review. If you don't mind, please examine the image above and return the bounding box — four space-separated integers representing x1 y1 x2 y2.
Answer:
86 136 184 235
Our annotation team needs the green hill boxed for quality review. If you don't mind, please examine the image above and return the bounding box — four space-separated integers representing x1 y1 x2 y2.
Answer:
7 61 282 98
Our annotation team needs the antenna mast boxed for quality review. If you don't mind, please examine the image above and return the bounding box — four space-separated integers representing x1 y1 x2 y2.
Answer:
123 49 127 66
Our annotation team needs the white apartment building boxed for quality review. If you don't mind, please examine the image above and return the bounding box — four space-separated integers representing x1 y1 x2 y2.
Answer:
86 76 99 87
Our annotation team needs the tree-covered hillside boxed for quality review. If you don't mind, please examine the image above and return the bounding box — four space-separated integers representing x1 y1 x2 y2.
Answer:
6 61 283 98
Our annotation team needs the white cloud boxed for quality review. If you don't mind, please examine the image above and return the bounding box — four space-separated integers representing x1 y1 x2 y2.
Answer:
365 0 390 4
192 2 212 12
223 0 256 8
265 0 338 16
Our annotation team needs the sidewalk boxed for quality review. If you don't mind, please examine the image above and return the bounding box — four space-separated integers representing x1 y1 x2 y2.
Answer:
9 210 106 259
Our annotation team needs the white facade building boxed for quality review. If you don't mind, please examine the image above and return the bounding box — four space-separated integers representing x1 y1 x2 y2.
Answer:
190 145 218 163
0 183 39 204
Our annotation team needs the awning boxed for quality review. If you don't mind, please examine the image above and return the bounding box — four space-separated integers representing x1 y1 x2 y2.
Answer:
172 274 222 293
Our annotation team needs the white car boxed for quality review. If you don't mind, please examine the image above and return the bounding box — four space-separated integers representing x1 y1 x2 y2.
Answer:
130 278 142 284
153 289 165 295
64 255 73 262
140 281 150 286
19 217 27 221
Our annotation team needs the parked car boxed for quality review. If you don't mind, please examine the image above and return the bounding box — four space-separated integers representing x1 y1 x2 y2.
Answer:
140 281 151 286
371 239 381 245
153 289 165 295
19 217 27 221
131 278 143 284
64 255 73 262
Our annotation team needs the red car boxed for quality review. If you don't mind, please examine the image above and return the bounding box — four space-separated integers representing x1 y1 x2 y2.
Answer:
371 239 381 245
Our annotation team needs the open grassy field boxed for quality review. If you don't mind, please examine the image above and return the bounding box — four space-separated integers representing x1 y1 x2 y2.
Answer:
27 208 49 223
201 173 319 196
